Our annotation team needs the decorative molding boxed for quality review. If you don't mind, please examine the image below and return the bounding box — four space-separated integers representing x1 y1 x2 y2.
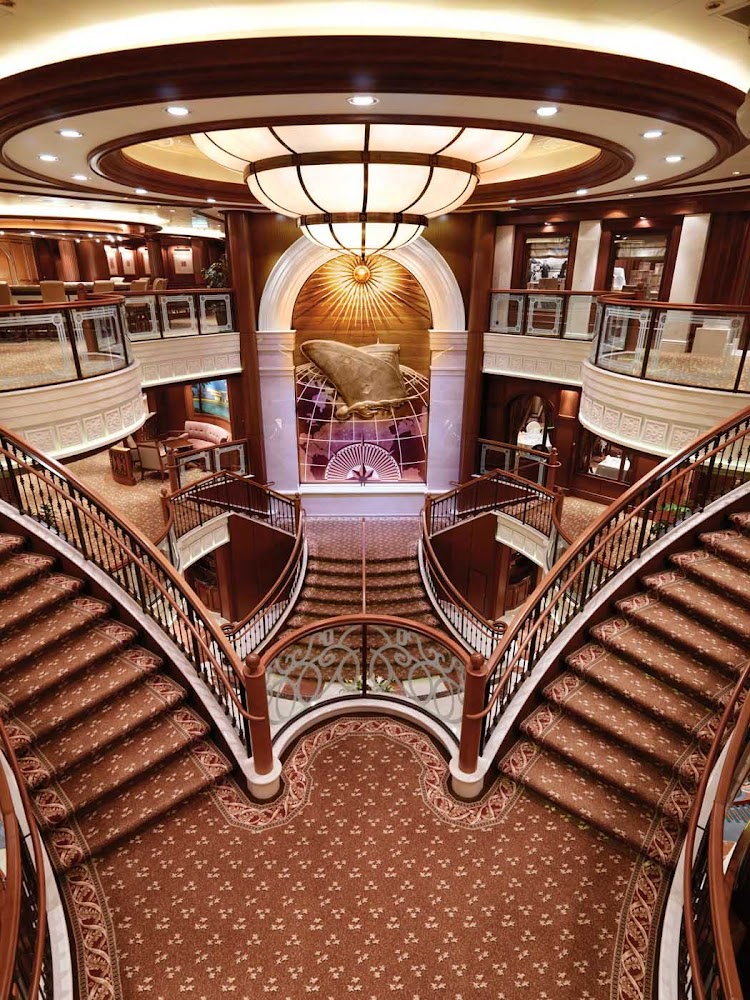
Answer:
174 514 231 571
495 513 549 569
483 332 591 386
132 332 241 386
0 363 147 459
579 359 749 456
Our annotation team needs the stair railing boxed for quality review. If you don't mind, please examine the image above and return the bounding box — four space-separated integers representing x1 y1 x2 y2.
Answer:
0 716 51 1000
0 425 274 769
457 404 750 771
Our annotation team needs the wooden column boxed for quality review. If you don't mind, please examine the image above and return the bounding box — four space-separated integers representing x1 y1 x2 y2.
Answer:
56 239 80 281
191 238 208 286
224 210 267 483
147 237 165 278
459 211 496 481
77 239 110 280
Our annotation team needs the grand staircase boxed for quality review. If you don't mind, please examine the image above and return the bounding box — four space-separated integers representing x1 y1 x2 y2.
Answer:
500 512 750 867
0 531 233 873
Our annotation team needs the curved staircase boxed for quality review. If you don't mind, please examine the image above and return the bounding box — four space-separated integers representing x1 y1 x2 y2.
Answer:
500 511 750 868
0 531 233 873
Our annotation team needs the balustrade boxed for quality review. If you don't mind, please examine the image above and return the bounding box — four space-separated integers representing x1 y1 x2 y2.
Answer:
488 289 603 340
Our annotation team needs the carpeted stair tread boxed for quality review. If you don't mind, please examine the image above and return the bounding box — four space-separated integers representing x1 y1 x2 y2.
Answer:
542 672 708 782
11 645 162 744
730 512 750 535
47 739 232 871
0 534 25 560
0 551 56 597
32 706 210 825
565 643 718 739
642 569 750 642
700 528 750 569
671 549 750 608
17 673 186 772
589 617 736 708
615 592 747 673
519 706 694 822
0 572 84 634
0 595 111 672
0 619 138 716
500 740 681 866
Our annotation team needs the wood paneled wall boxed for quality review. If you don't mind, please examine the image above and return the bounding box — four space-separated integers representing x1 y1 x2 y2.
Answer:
0 235 37 283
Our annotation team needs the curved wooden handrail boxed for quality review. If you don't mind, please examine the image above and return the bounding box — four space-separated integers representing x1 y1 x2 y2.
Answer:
429 461 558 514
596 293 750 314
489 288 610 297
120 286 233 296
0 293 125 313
682 658 750 1000
0 428 266 728
166 468 293 512
477 437 562 466
470 410 750 724
0 747 21 1000
0 715 47 1000
550 490 572 548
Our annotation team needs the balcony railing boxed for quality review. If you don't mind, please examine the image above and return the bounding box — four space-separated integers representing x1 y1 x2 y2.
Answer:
593 295 750 393
477 438 559 488
120 288 234 341
488 289 606 340
0 294 132 391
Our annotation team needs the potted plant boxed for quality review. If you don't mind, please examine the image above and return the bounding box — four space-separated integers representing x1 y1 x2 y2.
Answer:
202 255 229 288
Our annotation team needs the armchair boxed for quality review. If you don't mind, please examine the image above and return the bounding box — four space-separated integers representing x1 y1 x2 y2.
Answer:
136 441 169 480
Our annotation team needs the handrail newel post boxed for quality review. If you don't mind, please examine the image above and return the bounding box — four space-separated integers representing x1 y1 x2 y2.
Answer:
241 653 281 800
451 652 489 800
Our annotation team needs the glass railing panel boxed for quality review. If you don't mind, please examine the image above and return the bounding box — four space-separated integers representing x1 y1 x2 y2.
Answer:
122 295 160 341
0 312 78 389
526 293 563 336
644 309 744 390
596 304 651 376
71 304 128 377
199 292 233 333
563 294 598 340
489 292 525 333
160 294 199 336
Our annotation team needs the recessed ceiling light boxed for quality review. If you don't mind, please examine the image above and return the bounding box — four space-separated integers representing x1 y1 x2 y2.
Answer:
134 187 148 195
207 197 216 203
732 170 741 175
57 128 83 139
28 230 36 236
72 173 88 181
507 198 517 203
634 174 649 182
38 153 58 162
665 154 684 164
642 129 664 140
576 188 588 195
348 95 379 107
536 105 559 117
165 106 190 116
87 232 94 237
639 216 647 220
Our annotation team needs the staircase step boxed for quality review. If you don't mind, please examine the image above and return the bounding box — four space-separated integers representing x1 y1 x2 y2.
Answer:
590 617 736 709
47 740 232 871
615 592 747 676
566 644 718 739
0 552 55 597
700 528 750 570
500 740 682 866
13 674 185 771
542 672 709 785
12 646 162 749
0 573 84 635
0 595 111 673
642 569 750 644
730 512 750 536
0 534 25 561
33 706 210 825
671 549 750 609
519 706 694 824
0 619 137 717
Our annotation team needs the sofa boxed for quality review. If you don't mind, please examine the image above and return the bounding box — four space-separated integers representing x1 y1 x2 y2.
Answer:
183 420 231 449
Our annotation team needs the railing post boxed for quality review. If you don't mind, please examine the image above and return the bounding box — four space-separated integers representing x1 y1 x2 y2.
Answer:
242 654 279 796
547 448 558 491
453 652 489 798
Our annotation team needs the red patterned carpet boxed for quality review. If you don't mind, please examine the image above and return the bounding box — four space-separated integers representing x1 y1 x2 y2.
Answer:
64 717 664 1000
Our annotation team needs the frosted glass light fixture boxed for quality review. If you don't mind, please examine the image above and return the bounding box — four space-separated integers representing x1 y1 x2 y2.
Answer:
194 123 532 257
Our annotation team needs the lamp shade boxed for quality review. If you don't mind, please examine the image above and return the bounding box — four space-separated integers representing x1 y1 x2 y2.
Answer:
193 123 532 256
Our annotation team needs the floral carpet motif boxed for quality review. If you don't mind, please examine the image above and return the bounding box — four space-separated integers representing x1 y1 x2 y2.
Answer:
63 717 667 1000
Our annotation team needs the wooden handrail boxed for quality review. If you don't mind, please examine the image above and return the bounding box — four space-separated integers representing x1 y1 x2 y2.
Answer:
166 468 293 511
0 293 125 313
488 288 610 296
477 437 562 466
489 289 750 314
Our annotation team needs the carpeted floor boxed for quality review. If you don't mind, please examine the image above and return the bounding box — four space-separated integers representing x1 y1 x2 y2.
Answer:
560 496 607 542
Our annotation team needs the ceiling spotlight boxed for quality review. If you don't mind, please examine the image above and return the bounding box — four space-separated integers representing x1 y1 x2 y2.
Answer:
642 129 664 140
134 187 148 194
665 154 684 164
57 128 83 138
72 173 88 181
508 198 517 203
639 216 647 220
347 95 379 107
634 174 649 181
38 153 58 162
206 197 216 203
28 230 36 236
733 170 741 175
165 106 190 116
575 188 588 195
87 232 94 237
536 106 559 117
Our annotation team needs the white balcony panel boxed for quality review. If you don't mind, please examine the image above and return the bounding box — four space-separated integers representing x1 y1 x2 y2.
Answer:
483 332 590 386
132 332 241 387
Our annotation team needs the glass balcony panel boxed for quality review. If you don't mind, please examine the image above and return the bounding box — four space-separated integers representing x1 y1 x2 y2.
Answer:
199 292 233 333
122 295 160 340
645 310 743 390
596 305 651 376
72 305 127 377
489 292 525 333
563 294 598 340
526 293 563 336
160 294 198 336
0 312 77 389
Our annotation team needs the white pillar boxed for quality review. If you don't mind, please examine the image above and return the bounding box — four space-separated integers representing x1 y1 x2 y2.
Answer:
571 220 602 290
426 330 468 492
492 225 514 288
256 330 299 492
669 214 711 303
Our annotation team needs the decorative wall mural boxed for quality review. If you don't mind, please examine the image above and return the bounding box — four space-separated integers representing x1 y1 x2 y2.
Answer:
293 253 430 485
192 378 230 420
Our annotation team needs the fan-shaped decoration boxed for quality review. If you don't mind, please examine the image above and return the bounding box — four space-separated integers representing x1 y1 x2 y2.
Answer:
325 442 401 483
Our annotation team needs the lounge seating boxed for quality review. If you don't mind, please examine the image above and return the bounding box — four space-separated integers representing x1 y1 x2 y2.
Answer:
136 441 168 479
183 420 231 448
40 281 66 304
129 277 150 293
151 277 168 291
92 280 115 294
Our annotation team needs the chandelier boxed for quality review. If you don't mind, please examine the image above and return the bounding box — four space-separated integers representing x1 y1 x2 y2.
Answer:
193 123 532 257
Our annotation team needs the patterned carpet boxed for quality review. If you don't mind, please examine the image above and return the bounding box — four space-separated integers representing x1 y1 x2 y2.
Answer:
560 496 607 542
